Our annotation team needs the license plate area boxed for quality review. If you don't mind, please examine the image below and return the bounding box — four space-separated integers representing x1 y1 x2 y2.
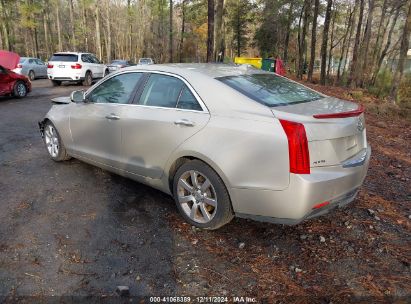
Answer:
58 65 65 68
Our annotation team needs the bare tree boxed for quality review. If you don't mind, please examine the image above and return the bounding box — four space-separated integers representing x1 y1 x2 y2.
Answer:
308 0 319 82
169 0 173 62
348 0 364 87
320 0 333 85
206 0 214 62
390 2 411 101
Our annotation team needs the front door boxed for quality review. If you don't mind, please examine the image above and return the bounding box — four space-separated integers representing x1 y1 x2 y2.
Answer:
69 72 144 168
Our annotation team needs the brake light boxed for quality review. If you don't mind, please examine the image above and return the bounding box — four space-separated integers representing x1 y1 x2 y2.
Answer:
17 64 22 68
279 119 310 174
313 104 365 119
47 64 53 68
71 63 82 69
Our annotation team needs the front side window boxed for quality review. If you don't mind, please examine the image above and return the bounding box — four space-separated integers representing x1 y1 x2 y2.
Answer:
218 73 323 107
139 74 184 108
87 73 143 104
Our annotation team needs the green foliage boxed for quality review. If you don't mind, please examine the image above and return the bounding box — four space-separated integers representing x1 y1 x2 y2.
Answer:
368 69 393 99
226 0 256 56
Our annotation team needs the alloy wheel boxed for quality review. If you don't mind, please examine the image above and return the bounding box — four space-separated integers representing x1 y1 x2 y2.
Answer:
17 83 26 96
177 170 217 223
44 124 59 158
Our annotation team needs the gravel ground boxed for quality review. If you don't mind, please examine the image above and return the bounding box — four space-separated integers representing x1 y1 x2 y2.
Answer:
0 79 410 303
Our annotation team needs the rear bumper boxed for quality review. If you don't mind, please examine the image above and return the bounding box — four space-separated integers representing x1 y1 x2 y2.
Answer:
232 145 371 225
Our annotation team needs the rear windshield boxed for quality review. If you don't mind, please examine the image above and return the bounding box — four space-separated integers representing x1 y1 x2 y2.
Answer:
19 58 27 63
139 59 151 64
111 60 126 64
49 54 78 62
218 74 323 107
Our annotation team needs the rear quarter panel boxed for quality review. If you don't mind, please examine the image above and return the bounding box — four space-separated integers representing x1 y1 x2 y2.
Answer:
169 114 290 191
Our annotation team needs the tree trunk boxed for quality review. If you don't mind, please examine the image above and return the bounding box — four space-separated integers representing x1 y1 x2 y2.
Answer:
283 2 294 64
389 2 411 101
169 0 173 62
371 7 401 85
56 0 62 51
43 15 49 59
320 0 333 85
179 0 186 62
69 0 76 51
214 0 224 61
337 6 354 82
206 0 214 62
105 0 112 62
95 4 102 60
370 0 387 81
359 0 375 86
0 0 10 51
308 0 319 82
82 0 88 51
298 0 310 80
327 9 337 79
348 0 364 87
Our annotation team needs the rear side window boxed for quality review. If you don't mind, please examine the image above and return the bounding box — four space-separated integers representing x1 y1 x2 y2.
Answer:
177 87 202 111
139 74 184 108
218 74 323 107
87 73 143 104
49 54 78 62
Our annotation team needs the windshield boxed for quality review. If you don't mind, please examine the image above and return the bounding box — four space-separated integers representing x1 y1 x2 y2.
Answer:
49 54 78 62
218 74 323 107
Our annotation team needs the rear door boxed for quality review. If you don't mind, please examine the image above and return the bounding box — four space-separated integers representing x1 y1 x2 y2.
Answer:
118 72 210 178
69 72 144 168
34 59 47 77
89 54 105 78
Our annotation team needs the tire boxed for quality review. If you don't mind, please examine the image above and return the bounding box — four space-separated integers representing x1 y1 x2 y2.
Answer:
13 81 27 98
28 70 35 81
173 160 234 230
52 80 62 86
43 121 71 162
82 71 93 86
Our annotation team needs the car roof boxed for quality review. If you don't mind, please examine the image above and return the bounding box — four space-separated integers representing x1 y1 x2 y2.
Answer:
52 52 90 55
123 63 268 79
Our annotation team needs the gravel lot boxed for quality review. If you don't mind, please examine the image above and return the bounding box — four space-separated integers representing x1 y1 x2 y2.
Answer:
0 79 410 303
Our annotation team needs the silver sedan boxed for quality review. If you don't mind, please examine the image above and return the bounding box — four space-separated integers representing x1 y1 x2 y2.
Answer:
39 64 371 229
13 57 47 80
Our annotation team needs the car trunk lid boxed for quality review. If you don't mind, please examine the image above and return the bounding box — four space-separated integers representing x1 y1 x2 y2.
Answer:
272 97 367 168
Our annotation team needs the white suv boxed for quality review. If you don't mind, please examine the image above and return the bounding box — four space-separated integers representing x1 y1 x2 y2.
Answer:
47 52 108 86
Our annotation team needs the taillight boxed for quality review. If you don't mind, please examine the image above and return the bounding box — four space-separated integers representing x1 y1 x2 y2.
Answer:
120 65 126 68
17 64 22 68
71 63 82 69
279 119 310 174
47 64 53 68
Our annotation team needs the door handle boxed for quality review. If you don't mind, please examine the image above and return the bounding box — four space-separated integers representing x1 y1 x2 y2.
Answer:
105 114 120 120
174 119 195 127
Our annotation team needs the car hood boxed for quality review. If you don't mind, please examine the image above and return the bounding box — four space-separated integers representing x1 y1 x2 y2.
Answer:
0 50 20 70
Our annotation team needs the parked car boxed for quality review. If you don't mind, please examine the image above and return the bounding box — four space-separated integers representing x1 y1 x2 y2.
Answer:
12 57 47 80
0 65 32 98
107 60 135 73
39 64 370 229
138 58 154 65
47 52 109 86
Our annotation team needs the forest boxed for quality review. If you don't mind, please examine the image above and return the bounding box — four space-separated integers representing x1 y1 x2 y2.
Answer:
0 0 410 103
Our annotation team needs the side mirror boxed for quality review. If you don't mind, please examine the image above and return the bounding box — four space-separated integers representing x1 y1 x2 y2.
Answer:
70 90 85 103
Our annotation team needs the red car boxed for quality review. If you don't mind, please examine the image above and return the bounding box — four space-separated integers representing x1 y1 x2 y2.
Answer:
0 51 32 98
